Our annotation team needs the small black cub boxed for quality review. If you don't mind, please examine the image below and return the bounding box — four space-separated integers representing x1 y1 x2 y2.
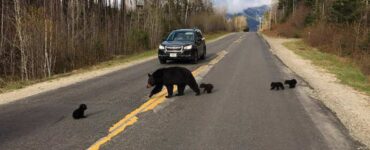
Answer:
284 79 297 88
271 82 285 90
73 104 87 119
200 83 214 94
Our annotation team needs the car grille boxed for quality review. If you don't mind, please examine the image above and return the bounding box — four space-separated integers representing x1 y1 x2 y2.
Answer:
165 46 183 52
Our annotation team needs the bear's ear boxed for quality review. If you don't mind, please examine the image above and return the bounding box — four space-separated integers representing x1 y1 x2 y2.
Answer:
148 73 152 77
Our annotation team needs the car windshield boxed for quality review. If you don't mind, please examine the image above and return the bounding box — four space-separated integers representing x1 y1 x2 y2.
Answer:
166 31 194 41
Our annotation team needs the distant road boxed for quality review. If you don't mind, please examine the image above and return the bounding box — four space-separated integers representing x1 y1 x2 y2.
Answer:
0 33 359 150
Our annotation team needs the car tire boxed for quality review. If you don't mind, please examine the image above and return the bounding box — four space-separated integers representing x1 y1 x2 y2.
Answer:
192 51 198 64
200 46 206 60
159 59 166 64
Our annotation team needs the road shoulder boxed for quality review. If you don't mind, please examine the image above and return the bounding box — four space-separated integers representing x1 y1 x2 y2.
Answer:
262 34 370 149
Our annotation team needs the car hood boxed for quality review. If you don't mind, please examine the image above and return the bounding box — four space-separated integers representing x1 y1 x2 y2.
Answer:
162 41 193 46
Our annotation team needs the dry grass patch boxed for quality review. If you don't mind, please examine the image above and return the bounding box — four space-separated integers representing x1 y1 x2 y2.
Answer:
283 40 370 95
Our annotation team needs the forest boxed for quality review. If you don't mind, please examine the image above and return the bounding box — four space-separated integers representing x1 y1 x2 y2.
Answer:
0 0 239 87
265 0 369 75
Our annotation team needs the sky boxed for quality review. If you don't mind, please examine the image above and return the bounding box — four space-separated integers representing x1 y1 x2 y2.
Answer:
213 0 271 14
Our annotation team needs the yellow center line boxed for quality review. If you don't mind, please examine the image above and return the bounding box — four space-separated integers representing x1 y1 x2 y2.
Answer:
87 50 228 150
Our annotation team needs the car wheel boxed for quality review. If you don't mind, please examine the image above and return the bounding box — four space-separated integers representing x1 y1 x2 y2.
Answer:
159 59 166 64
192 51 198 64
200 47 206 60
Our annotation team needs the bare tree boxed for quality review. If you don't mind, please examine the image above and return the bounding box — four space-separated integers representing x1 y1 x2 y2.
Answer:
14 0 28 80
0 0 233 86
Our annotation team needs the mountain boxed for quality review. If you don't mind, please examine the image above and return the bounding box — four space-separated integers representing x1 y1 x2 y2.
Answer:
227 5 270 32
243 5 269 32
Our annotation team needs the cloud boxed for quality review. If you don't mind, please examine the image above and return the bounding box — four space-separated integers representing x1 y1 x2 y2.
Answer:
213 0 271 13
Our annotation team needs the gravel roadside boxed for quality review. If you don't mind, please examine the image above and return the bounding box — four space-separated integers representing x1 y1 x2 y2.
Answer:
262 35 370 148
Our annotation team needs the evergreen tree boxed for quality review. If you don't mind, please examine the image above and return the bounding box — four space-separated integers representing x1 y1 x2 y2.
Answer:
330 0 363 23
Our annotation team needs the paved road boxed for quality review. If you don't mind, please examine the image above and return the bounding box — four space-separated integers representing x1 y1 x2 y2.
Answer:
0 33 361 150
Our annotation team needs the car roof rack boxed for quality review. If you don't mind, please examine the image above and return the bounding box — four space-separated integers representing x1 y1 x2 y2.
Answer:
174 28 202 34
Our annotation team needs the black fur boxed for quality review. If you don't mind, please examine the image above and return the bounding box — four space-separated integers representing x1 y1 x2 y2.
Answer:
200 83 213 93
147 67 201 98
73 104 87 119
284 79 297 88
270 82 285 90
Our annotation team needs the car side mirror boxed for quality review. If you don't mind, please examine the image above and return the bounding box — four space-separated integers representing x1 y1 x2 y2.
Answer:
162 38 167 41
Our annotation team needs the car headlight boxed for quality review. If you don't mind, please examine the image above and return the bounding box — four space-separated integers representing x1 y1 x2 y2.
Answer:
159 45 165 50
184 45 192 50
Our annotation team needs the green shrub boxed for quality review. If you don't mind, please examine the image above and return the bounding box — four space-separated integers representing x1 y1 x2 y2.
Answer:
330 0 363 23
0 78 5 88
304 12 316 26
127 29 149 51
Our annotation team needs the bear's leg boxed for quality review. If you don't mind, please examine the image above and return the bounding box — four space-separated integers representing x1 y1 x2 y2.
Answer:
188 83 201 96
165 84 174 98
186 75 201 96
149 85 163 98
271 85 275 90
176 84 186 96
270 84 275 90
277 85 281 90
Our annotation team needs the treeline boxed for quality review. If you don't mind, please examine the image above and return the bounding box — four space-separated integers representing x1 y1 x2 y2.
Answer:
265 0 369 75
0 0 236 84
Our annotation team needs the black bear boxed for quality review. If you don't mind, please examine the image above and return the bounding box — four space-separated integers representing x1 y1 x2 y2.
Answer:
147 67 201 98
200 83 213 93
73 104 87 119
270 82 285 90
284 79 297 88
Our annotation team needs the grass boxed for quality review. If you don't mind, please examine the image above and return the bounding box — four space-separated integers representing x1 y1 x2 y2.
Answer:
204 31 229 41
0 32 230 94
283 40 370 95
0 50 157 94
83 50 157 71
0 80 38 93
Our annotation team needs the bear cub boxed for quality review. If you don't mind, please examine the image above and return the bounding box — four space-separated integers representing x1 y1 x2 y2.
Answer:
147 67 201 98
200 83 213 94
271 82 285 90
73 104 87 119
284 79 297 88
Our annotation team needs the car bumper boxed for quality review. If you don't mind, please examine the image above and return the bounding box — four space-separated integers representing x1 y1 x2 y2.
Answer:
158 50 193 60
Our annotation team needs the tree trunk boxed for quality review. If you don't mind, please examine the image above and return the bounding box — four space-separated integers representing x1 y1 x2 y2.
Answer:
44 0 51 77
184 0 189 25
292 0 295 17
0 0 4 58
365 0 368 27
14 0 28 80
71 0 76 68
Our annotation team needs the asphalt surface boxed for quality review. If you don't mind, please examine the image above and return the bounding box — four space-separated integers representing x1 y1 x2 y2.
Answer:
0 33 361 150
